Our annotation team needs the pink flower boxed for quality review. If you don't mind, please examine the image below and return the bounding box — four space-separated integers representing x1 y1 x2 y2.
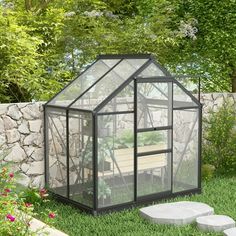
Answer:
39 188 47 198
9 173 14 178
4 188 11 193
6 214 15 222
25 203 32 207
48 212 56 219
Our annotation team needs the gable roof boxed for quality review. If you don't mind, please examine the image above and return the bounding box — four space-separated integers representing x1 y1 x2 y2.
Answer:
46 54 200 112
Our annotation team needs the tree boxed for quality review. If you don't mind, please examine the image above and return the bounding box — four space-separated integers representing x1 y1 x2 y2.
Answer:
0 0 178 102
170 0 236 92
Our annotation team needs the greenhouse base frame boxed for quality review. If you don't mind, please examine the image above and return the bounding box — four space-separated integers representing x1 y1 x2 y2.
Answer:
50 188 201 216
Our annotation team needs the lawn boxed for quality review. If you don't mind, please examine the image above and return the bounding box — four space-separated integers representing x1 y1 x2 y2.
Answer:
34 176 236 236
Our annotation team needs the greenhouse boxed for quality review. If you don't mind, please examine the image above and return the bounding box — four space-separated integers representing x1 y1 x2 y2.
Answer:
44 54 202 215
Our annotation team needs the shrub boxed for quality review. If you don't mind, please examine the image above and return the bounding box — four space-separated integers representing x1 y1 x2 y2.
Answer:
0 158 56 235
203 100 236 175
19 187 49 206
0 166 35 235
202 164 216 180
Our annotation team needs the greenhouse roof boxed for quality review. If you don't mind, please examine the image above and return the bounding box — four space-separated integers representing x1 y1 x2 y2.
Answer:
46 54 199 112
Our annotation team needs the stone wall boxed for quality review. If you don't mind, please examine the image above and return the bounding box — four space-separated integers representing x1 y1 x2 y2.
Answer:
0 93 235 188
200 93 236 113
0 102 45 187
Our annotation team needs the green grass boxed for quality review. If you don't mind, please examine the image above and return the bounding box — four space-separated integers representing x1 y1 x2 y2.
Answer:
34 176 236 236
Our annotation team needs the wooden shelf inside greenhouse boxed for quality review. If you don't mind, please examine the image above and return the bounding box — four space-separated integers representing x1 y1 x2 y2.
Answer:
98 145 168 177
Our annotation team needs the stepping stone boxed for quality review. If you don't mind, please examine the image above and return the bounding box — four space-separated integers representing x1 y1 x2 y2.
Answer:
224 227 236 236
140 201 214 225
197 215 235 232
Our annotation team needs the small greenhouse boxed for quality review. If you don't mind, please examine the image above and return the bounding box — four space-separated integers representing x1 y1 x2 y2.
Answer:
44 54 202 215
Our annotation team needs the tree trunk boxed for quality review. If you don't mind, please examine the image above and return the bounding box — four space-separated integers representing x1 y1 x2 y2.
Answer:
231 68 236 92
25 0 32 11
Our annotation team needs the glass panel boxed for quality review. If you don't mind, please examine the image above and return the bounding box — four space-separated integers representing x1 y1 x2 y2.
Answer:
137 82 172 129
176 77 199 100
173 83 198 108
49 59 120 107
71 59 148 110
138 63 165 78
137 130 170 153
99 81 134 113
137 153 171 197
47 108 67 197
97 113 134 208
173 109 199 192
69 111 93 207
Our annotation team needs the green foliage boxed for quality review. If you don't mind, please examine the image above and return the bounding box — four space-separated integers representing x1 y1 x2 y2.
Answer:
171 0 236 92
98 179 111 199
19 187 48 206
203 100 236 175
34 176 236 236
115 130 164 148
2 0 234 104
0 0 178 103
0 166 35 235
202 164 215 181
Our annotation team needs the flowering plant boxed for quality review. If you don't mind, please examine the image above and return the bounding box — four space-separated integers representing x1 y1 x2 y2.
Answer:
0 165 35 235
0 159 57 235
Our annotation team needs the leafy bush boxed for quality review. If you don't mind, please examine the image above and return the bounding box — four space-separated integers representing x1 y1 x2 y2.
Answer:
0 156 56 235
202 164 216 181
19 187 49 206
203 100 236 175
0 165 35 235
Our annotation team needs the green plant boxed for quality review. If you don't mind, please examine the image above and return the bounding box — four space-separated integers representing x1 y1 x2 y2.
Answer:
34 176 236 236
0 165 35 235
203 100 236 175
0 152 57 235
115 130 134 148
115 130 164 149
19 187 49 206
202 164 216 181
138 131 164 146
98 179 111 200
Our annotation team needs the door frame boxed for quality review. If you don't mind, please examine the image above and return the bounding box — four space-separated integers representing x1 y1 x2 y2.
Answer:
134 77 174 201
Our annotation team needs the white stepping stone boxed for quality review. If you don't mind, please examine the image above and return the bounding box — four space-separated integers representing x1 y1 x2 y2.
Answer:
197 215 235 232
224 227 236 236
140 201 214 225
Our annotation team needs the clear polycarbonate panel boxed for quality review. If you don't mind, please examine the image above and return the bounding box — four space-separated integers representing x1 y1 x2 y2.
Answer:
48 59 120 107
173 109 199 192
137 82 172 129
71 59 148 110
138 63 166 78
97 113 134 208
68 111 93 207
173 83 198 108
99 81 134 113
137 153 171 197
47 108 67 197
137 130 171 153
176 77 199 100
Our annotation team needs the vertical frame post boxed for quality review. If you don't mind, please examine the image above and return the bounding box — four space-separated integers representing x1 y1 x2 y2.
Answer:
198 104 203 190
169 82 174 193
43 105 49 187
198 77 201 102
134 78 137 202
66 109 70 198
93 113 98 214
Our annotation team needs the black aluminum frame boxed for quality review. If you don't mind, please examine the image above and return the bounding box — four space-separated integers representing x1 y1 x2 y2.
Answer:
44 54 202 215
